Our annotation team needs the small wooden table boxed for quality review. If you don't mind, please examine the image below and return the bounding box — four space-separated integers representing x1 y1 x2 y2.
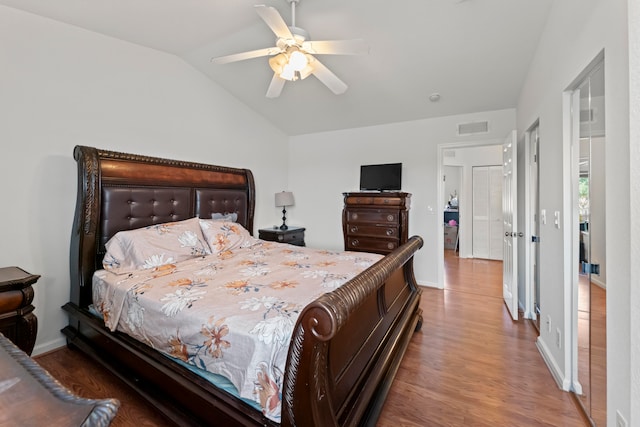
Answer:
0 266 39 354
0 333 119 426
258 226 306 246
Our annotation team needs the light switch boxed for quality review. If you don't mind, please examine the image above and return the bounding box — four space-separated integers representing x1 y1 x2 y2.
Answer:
554 211 560 229
541 209 546 225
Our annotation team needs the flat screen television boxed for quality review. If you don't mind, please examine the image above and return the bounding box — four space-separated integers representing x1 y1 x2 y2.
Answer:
359 163 402 191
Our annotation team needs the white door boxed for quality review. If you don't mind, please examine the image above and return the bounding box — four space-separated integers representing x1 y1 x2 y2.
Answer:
472 166 503 260
502 130 518 320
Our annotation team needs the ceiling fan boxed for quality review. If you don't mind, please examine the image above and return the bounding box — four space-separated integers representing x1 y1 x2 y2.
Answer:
211 0 368 98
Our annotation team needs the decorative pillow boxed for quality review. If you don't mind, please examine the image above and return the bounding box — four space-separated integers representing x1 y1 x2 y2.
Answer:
211 212 238 222
102 217 210 274
199 219 252 254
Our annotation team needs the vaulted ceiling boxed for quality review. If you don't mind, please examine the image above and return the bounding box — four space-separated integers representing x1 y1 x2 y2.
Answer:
1 0 553 135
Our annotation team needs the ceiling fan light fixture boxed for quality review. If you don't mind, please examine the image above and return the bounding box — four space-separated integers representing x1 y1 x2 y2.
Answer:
280 64 297 81
288 48 308 71
214 1 364 97
269 53 288 72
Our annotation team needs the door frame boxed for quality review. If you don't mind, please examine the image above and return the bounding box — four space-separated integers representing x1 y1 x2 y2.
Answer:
524 121 540 321
564 51 606 395
437 139 504 289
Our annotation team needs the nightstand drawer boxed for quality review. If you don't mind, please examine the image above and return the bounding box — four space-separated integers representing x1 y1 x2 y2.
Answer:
258 227 306 247
277 231 304 245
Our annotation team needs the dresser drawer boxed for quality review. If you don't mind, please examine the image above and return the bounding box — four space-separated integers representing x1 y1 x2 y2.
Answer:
345 195 406 206
345 209 398 224
345 224 398 239
345 236 399 254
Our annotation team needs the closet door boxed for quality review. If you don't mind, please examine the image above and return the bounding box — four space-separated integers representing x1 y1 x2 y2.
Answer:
472 165 503 260
472 167 490 258
488 166 503 260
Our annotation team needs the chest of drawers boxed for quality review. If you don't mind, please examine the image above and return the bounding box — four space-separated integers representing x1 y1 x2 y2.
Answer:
342 192 411 255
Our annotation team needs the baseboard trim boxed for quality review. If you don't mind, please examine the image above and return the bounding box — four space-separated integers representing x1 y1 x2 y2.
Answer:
536 336 571 391
417 280 439 289
32 336 67 357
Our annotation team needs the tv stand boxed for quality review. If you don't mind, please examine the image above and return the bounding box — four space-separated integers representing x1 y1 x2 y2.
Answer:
342 192 411 255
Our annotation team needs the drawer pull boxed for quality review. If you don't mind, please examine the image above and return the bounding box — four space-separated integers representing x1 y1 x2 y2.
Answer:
351 239 359 247
386 229 394 236
350 226 358 233
387 214 394 221
351 213 359 220
387 242 395 249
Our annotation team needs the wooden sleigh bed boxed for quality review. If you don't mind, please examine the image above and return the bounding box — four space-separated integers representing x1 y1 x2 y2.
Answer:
62 145 424 427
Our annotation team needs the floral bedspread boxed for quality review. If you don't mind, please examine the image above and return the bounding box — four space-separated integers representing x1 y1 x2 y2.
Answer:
92 238 382 422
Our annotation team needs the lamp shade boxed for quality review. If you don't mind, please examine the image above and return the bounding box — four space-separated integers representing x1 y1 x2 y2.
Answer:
275 191 294 207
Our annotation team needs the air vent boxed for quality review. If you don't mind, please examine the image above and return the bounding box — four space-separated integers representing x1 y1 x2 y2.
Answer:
457 121 489 135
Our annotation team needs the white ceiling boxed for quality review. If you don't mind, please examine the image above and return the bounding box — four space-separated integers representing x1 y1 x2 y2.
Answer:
1 0 553 136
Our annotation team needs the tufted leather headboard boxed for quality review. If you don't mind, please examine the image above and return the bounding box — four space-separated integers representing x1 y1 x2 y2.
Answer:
69 145 255 308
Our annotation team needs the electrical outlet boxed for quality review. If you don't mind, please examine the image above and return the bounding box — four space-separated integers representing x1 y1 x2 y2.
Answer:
616 410 627 427
547 315 552 333
556 328 561 348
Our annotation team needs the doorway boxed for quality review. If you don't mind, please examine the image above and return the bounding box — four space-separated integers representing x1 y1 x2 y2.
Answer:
567 54 606 426
437 141 504 289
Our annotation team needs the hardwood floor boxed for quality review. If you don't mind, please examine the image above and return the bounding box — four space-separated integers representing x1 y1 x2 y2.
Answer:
35 250 585 426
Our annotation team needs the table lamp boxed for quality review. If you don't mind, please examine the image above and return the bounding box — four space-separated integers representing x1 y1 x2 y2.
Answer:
275 191 294 230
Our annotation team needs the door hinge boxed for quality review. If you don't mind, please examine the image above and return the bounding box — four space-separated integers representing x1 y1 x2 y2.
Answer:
581 262 600 275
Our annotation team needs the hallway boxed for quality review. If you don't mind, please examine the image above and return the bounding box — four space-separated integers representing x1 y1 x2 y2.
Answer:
377 250 585 426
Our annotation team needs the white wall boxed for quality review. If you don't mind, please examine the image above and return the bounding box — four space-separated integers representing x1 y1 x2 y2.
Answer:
0 6 288 354
288 109 515 287
516 0 633 423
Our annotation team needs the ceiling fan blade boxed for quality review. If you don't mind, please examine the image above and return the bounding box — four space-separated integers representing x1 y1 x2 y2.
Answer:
211 47 280 64
255 5 294 40
266 73 286 98
302 39 369 55
309 58 348 95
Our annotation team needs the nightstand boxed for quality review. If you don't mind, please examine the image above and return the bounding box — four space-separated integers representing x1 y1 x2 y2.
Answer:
259 226 306 246
0 267 39 355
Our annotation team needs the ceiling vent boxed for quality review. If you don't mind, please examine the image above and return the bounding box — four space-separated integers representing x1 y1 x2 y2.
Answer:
457 121 489 136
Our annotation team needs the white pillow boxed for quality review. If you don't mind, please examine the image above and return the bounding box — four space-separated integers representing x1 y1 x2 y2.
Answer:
211 212 238 222
199 219 252 254
102 217 210 274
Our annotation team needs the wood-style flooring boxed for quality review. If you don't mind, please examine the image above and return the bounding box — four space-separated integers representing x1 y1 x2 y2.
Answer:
35 250 586 426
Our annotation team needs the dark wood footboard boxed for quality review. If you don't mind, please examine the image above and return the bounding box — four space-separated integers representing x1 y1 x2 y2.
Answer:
283 235 423 427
